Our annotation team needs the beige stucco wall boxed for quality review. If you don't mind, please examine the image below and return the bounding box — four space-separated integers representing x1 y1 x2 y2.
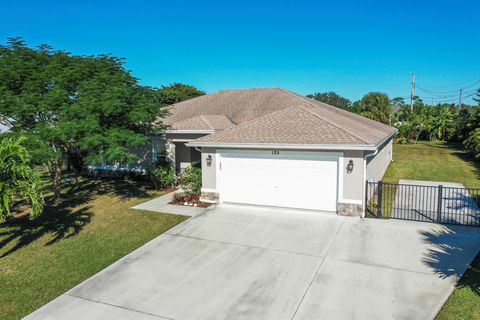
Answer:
200 147 217 190
341 150 364 202
366 139 393 182
166 133 207 172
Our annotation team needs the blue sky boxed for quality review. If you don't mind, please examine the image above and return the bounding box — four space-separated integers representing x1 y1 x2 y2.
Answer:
1 0 479 104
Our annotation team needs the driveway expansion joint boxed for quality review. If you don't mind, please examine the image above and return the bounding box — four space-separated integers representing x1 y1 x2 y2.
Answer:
290 217 346 320
64 293 175 320
167 233 326 259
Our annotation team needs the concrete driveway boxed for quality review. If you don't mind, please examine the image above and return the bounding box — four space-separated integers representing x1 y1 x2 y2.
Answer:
25 205 480 320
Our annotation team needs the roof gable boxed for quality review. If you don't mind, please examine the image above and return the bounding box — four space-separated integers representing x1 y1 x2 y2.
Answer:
163 87 396 146
192 106 365 145
163 88 306 126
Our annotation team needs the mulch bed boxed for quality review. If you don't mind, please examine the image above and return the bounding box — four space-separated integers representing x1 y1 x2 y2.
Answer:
169 198 212 208
168 192 212 208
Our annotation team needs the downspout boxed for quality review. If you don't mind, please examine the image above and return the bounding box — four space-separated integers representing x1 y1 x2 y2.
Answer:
362 149 379 218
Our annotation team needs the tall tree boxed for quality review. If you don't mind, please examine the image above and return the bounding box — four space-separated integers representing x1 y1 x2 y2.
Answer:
0 38 166 200
353 92 392 124
157 83 205 105
0 135 44 221
307 91 351 110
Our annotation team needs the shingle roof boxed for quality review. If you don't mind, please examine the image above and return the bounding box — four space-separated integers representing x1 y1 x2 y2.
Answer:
164 87 396 147
163 88 309 126
171 115 234 130
191 106 366 145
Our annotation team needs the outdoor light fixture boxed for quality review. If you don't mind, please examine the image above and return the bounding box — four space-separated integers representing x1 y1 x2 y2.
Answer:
346 160 354 173
205 154 212 167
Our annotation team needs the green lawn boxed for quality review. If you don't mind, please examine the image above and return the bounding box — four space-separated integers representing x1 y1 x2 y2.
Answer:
383 141 480 188
384 141 480 320
0 177 187 320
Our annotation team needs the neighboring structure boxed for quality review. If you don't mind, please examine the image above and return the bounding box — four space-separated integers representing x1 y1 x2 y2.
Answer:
0 117 11 134
162 88 396 216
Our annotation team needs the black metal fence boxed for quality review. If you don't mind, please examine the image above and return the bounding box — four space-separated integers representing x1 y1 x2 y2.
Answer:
365 181 480 227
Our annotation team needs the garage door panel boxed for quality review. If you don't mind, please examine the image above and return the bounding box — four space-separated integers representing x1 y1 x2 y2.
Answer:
219 152 338 212
221 161 279 207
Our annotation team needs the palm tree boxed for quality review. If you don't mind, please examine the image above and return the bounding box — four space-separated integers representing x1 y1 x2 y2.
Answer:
430 106 455 140
0 135 44 221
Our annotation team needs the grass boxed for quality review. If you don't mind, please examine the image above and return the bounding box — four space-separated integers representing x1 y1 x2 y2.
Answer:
0 176 188 320
383 141 480 320
383 141 480 188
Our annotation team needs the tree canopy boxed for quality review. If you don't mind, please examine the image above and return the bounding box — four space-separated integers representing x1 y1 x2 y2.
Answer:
157 83 205 105
0 37 167 199
307 91 351 110
352 92 392 124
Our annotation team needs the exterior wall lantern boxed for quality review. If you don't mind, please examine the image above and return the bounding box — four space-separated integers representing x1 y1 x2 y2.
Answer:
346 160 354 173
205 154 213 167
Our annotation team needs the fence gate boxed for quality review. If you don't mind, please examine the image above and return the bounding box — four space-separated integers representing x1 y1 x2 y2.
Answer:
365 181 480 227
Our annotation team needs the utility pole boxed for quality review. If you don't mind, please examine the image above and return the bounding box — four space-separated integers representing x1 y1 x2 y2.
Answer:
410 71 416 111
458 88 463 110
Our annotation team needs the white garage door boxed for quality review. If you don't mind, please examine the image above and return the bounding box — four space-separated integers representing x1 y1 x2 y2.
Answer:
219 150 339 212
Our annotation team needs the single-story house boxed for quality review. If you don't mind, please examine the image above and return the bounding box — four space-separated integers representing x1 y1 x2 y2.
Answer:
158 88 396 216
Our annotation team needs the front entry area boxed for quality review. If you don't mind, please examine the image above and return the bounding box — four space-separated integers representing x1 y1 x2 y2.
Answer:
218 150 339 212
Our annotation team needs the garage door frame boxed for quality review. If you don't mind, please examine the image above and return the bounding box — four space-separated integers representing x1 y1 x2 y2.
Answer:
216 149 343 212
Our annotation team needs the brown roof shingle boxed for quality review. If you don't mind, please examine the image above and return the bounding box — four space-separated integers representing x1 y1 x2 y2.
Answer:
171 115 234 130
191 106 365 145
163 87 396 146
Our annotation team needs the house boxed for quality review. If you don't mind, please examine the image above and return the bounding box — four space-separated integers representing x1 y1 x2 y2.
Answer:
162 88 397 216
0 117 11 134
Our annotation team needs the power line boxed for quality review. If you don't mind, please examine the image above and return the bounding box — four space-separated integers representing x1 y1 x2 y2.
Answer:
415 87 478 99
417 77 480 89
419 91 477 104
415 80 480 95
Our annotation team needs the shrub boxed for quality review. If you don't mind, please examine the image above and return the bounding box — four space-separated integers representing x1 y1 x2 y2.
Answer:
145 162 176 189
179 162 202 195
173 191 200 203
464 128 480 160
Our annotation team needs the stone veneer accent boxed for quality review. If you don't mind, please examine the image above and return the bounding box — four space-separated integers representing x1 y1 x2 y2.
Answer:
200 191 220 203
337 202 363 217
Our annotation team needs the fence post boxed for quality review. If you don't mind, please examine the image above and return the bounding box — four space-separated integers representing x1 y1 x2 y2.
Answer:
365 180 369 216
377 181 383 218
437 185 443 223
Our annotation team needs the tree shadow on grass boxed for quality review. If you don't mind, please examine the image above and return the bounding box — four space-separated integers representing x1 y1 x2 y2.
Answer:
61 177 154 201
420 224 480 296
0 204 93 258
0 177 157 258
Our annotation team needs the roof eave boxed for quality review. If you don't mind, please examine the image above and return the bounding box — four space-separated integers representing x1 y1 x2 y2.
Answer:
186 142 377 151
165 129 216 134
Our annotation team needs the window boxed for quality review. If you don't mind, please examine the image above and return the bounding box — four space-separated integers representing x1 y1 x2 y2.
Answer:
152 139 167 163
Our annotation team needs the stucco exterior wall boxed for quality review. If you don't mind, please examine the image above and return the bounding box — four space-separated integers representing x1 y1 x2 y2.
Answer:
200 147 217 190
166 133 207 172
341 150 364 202
366 139 393 182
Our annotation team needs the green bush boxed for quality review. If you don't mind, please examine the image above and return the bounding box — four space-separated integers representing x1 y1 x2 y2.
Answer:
145 162 176 189
173 191 200 203
179 162 202 195
464 128 480 160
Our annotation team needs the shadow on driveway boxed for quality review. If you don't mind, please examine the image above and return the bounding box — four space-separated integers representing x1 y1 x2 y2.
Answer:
421 225 480 295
